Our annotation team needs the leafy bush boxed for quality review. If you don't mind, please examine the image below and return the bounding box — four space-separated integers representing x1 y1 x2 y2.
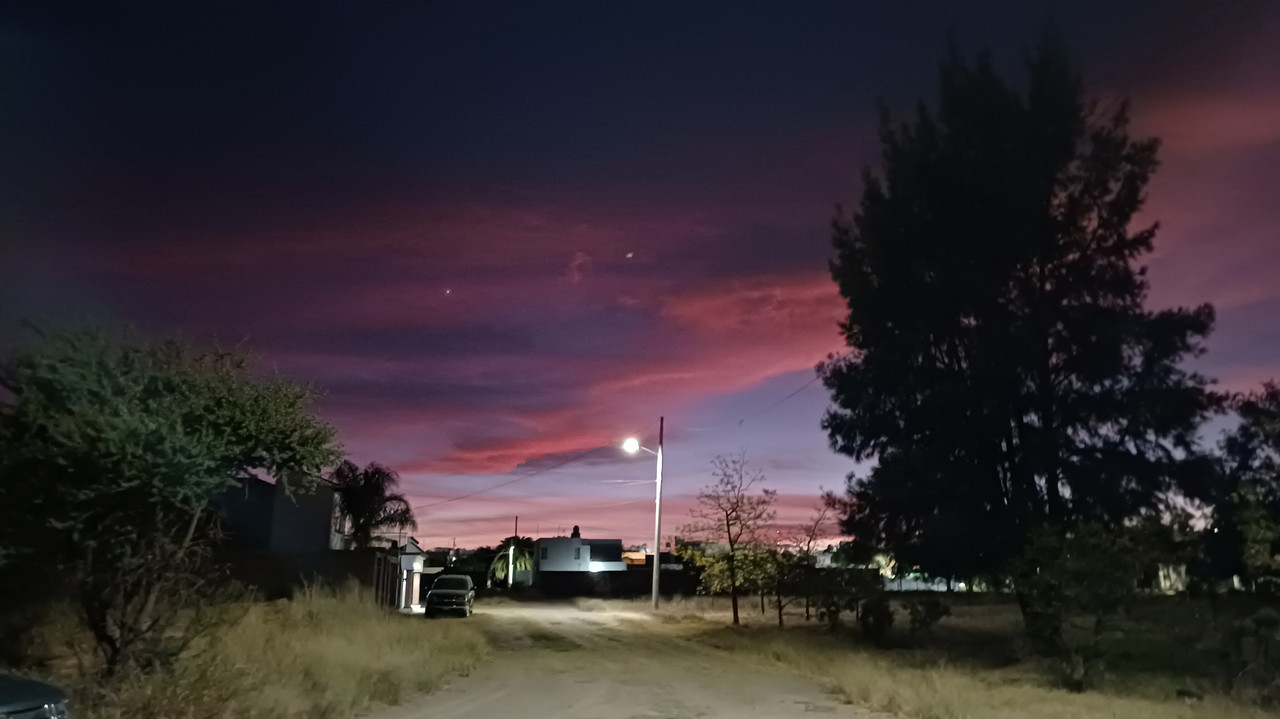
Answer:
903 597 950 635
858 595 894 644
812 568 882 631
1223 608 1280 704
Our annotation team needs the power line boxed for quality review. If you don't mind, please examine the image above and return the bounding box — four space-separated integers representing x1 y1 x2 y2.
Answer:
411 446 603 511
736 373 823 427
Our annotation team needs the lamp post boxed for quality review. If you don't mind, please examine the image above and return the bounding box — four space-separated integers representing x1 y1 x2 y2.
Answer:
623 416 664 611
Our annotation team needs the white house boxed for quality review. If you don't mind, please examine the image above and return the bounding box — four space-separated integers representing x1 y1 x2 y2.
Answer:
535 536 628 574
374 537 444 614
532 526 628 597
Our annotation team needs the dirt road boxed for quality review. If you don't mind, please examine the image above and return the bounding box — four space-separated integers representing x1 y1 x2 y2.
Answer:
378 603 861 719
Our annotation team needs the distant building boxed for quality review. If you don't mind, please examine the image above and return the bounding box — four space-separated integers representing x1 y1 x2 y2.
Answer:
622 551 683 570
533 525 627 595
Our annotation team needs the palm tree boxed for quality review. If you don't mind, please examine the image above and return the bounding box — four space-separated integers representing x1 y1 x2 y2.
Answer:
490 535 535 585
329 460 417 548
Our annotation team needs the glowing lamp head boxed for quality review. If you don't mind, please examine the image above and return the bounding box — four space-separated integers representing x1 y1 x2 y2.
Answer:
622 437 640 454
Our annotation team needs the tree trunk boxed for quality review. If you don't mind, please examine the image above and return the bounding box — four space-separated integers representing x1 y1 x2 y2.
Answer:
1016 590 1064 655
805 595 810 621
776 588 785 627
760 592 766 614
728 552 740 625
138 503 205 634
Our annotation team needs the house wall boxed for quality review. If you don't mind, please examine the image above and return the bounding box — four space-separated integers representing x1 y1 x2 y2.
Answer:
535 537 628 574
219 547 383 599
536 537 589 572
269 484 336 555
215 478 336 556
214 479 275 550
1155 564 1188 594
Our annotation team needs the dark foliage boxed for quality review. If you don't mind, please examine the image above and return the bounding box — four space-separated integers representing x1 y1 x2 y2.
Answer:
1203 384 1280 588
858 595 895 644
904 596 951 635
0 328 340 674
821 36 1216 624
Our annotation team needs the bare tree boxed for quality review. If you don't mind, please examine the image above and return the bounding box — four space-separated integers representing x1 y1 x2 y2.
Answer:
788 503 836 621
683 453 776 625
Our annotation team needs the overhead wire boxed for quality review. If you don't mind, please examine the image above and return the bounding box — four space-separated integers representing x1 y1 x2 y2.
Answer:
734 373 823 428
415 369 828 513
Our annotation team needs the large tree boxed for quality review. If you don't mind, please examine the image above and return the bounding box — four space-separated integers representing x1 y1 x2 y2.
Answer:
821 38 1216 622
329 460 417 548
0 328 341 673
681 453 776 625
1203 383 1280 588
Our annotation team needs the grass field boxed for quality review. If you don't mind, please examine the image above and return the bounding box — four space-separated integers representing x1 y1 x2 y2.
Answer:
608 593 1278 719
23 585 489 719
16 590 1276 719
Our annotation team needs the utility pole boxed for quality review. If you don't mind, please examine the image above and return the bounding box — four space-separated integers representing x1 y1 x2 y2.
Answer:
651 416 664 611
508 516 517 590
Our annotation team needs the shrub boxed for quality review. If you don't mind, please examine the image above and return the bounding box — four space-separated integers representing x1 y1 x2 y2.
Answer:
1223 607 1280 704
903 597 950 635
858 595 894 644
32 585 488 719
812 568 882 631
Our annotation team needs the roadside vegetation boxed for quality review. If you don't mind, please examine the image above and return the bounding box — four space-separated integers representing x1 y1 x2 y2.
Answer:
0 331 476 717
621 595 1271 719
20 585 488 719
666 29 1280 719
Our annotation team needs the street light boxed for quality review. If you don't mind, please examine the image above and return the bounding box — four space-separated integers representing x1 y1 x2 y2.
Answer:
623 416 664 611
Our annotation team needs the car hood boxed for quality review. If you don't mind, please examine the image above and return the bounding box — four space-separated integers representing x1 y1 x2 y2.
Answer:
0 675 67 713
427 589 470 599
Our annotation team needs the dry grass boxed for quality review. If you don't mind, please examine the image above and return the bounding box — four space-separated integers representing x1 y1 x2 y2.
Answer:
619 594 1277 719
38 585 488 719
685 625 1272 719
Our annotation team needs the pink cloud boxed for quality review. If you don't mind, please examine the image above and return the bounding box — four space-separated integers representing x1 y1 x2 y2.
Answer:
1135 90 1280 158
405 274 845 474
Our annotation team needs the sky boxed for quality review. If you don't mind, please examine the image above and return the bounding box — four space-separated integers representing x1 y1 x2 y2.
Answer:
3 1 1279 549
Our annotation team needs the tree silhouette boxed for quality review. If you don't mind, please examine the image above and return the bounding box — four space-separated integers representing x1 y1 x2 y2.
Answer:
0 328 340 673
821 36 1216 640
329 461 417 548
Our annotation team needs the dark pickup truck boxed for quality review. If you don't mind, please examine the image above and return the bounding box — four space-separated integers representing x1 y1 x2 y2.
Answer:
424 574 475 617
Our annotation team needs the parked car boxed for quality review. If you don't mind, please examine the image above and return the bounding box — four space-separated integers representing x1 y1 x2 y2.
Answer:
424 574 474 617
0 675 69 718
